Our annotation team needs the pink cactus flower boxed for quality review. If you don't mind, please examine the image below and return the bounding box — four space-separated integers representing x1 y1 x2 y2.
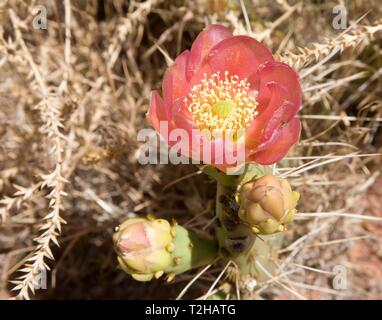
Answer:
147 24 302 172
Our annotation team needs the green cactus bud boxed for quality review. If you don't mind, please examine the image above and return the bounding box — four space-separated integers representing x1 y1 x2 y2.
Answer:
113 216 218 282
238 175 300 234
113 217 173 281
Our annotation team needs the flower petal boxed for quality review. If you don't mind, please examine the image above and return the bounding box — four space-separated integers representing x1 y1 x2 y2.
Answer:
194 35 274 84
147 90 168 132
245 82 298 149
250 117 301 165
162 50 190 105
255 61 302 110
186 24 232 80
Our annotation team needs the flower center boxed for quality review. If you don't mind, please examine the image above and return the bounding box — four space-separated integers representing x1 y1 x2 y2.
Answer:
185 71 258 135
213 100 234 116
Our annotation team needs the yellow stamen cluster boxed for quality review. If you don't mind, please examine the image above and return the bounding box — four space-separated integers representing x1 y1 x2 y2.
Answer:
185 71 258 134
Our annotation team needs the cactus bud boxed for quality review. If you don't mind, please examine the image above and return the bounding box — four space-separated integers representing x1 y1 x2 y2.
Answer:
113 216 218 282
113 217 173 281
238 175 299 234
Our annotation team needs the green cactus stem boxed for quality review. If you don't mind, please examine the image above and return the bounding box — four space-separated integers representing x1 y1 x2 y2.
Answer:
214 164 285 295
166 224 218 275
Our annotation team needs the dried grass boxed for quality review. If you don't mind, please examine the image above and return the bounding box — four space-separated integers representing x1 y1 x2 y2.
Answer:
0 0 381 299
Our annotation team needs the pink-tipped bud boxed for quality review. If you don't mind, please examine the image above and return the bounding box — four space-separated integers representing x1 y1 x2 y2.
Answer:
238 175 300 234
113 217 174 281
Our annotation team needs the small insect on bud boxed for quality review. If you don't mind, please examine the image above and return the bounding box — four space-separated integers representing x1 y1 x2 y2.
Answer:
238 175 300 234
113 217 174 282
